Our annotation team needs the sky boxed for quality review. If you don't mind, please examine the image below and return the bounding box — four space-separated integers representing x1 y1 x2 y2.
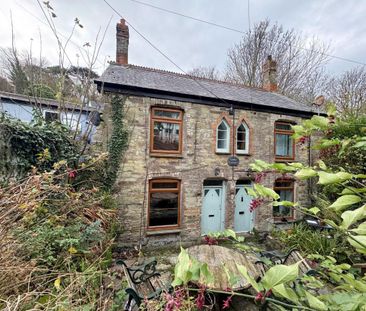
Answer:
0 0 365 77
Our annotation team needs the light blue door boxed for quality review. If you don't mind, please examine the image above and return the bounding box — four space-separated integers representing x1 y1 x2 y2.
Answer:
234 185 254 232
201 186 225 235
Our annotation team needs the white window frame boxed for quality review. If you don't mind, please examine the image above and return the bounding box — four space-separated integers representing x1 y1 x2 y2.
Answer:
236 122 249 154
216 119 230 153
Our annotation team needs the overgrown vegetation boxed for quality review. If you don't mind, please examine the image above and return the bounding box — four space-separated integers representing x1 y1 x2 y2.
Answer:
0 113 78 180
272 223 351 262
0 155 125 310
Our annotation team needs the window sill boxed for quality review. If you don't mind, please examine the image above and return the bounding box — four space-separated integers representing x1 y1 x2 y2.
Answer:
275 158 295 163
273 218 295 224
215 151 231 155
150 153 183 158
237 153 251 156
146 228 182 236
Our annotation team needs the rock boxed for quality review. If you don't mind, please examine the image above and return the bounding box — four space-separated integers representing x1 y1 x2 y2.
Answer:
166 255 178 266
157 263 171 271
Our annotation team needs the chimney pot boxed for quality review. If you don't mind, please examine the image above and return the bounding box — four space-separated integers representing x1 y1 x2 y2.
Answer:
116 19 129 65
263 55 277 92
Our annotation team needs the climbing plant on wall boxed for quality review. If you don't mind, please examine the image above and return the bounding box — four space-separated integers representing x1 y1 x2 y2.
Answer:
104 95 129 190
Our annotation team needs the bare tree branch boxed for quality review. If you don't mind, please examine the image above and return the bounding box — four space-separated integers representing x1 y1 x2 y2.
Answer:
326 66 366 117
225 20 330 104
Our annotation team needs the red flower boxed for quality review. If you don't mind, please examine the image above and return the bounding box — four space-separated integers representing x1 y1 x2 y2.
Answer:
254 292 264 302
203 235 218 245
223 296 232 309
249 198 264 212
195 290 205 310
297 136 309 146
68 170 76 178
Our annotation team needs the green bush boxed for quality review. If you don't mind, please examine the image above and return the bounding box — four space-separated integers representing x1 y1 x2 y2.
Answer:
27 83 56 99
321 114 366 174
272 223 353 262
0 113 78 178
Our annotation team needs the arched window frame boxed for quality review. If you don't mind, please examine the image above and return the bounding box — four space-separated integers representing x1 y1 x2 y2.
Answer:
216 119 230 153
236 121 250 154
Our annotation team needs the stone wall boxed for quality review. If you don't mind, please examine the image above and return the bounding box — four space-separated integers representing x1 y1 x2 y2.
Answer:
114 96 312 247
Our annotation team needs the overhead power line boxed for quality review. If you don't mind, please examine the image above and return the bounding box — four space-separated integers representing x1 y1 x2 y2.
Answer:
126 0 366 67
127 0 245 34
102 0 236 108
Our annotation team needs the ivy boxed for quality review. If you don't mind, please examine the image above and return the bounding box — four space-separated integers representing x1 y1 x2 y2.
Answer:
104 95 128 189
0 113 78 179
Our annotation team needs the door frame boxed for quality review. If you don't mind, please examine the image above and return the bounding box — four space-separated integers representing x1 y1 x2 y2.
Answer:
201 181 226 236
234 181 255 233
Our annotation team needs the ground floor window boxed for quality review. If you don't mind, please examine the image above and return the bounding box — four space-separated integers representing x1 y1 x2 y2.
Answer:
273 179 294 220
148 179 180 229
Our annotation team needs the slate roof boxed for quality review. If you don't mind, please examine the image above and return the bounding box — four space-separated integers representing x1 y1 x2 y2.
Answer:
95 64 319 115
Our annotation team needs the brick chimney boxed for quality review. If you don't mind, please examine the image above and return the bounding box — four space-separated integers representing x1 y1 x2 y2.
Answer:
116 19 129 65
263 55 277 92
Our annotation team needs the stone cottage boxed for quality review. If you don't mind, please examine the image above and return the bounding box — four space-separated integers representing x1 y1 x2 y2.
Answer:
95 19 321 246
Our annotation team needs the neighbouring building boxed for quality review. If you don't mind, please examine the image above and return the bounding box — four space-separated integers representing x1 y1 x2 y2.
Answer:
0 91 102 143
95 19 322 246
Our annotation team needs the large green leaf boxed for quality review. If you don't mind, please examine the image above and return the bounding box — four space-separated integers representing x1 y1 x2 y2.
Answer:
272 163 297 172
311 115 329 130
350 222 366 235
295 168 317 180
347 235 366 254
305 291 328 310
272 283 299 304
172 247 201 286
317 160 327 170
318 171 353 185
329 195 362 211
254 183 280 200
341 204 366 229
288 162 304 169
236 264 263 292
245 187 257 197
308 207 321 215
200 263 214 286
273 201 297 207
341 187 366 195
261 262 299 290
224 266 241 288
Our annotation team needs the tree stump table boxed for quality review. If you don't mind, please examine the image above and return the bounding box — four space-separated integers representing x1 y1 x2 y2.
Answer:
187 244 260 290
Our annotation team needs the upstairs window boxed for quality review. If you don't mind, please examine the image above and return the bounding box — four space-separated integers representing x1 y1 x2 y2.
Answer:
274 121 294 160
216 119 230 153
150 108 182 154
236 122 249 154
148 179 180 229
273 179 294 220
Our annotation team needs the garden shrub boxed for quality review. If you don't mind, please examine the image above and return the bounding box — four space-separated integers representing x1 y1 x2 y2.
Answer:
272 223 352 262
320 114 366 174
0 113 78 179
